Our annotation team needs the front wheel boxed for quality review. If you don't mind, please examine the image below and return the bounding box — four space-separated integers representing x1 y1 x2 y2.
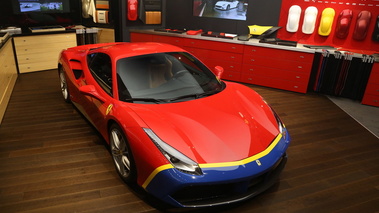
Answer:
59 67 70 103
109 124 136 183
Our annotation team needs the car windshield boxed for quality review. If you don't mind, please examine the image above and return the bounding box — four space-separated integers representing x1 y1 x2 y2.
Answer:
116 52 225 103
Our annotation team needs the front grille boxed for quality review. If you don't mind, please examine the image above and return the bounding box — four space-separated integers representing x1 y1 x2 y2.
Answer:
171 154 287 207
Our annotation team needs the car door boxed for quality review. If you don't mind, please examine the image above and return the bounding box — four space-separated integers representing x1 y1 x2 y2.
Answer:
85 52 114 131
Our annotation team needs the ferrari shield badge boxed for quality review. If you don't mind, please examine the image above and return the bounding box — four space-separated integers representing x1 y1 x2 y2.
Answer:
106 104 113 115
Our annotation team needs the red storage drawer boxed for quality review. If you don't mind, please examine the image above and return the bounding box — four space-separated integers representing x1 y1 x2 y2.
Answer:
223 70 241 82
130 33 153 42
362 94 379 107
184 47 208 59
242 64 310 83
243 55 313 73
361 63 379 107
185 48 242 63
244 45 314 63
366 68 379 85
152 35 184 47
208 50 243 63
244 45 275 56
364 83 379 96
204 59 241 73
184 38 243 53
240 73 308 93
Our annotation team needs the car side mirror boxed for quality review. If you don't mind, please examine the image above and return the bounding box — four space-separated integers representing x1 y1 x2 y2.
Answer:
214 66 224 80
79 85 106 102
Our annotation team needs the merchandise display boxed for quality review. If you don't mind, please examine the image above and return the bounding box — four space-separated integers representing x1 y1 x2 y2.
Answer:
249 25 274 35
373 15 379 41
303 44 336 49
144 0 162 24
82 0 96 20
313 51 374 100
353 11 372 41
29 25 65 33
237 34 252 41
302 6 318 34
256 26 282 39
153 28 186 33
127 0 138 21
286 5 301 32
95 10 109 23
277 0 379 51
95 0 109 9
201 31 236 39
186 29 202 35
318 8 335 36
335 9 353 39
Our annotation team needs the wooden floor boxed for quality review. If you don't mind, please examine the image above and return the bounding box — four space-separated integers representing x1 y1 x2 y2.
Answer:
1 70 378 213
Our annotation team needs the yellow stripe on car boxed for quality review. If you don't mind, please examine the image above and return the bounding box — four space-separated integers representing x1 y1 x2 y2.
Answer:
142 164 174 189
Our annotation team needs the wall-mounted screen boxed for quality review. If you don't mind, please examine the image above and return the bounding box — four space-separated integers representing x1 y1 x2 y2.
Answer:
193 0 248 21
12 0 70 14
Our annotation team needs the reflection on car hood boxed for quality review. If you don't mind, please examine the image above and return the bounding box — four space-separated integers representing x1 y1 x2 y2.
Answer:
129 82 279 164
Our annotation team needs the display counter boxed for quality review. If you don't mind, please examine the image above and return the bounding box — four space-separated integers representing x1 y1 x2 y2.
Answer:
9 27 115 73
12 31 77 73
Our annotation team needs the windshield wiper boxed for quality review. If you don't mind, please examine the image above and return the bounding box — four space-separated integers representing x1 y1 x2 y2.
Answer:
124 98 167 104
125 91 220 103
168 90 220 102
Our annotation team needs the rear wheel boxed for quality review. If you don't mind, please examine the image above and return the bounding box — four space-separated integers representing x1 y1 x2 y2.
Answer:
109 124 136 183
59 67 70 103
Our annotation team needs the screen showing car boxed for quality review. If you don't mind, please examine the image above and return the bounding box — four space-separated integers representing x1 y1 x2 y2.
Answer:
193 0 248 21
13 0 70 13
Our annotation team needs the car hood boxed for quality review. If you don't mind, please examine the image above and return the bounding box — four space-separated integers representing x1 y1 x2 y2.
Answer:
128 82 279 164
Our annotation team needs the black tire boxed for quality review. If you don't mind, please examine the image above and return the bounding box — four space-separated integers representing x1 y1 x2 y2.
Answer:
109 123 137 183
58 67 70 103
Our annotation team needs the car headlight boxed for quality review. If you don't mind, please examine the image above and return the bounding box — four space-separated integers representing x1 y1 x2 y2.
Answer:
143 128 202 175
270 107 288 141
276 114 287 141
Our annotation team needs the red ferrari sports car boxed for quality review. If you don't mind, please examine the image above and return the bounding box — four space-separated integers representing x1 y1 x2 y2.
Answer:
58 42 290 207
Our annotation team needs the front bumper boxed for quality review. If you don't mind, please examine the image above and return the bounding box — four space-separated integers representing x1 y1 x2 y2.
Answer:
144 132 290 207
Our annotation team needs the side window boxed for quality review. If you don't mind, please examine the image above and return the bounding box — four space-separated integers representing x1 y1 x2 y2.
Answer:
87 52 113 96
